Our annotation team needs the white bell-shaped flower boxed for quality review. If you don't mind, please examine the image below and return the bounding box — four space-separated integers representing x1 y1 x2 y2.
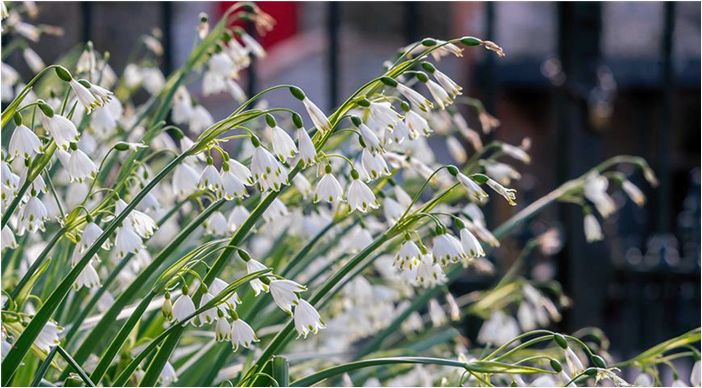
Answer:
314 167 343 204
347 173 378 213
293 299 325 338
269 279 306 314
9 124 41 159
230 316 258 350
251 144 288 192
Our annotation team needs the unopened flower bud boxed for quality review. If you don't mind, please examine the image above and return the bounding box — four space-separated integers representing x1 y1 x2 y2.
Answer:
554 333 568 349
289 86 305 101
55 66 73 82
162 292 173 320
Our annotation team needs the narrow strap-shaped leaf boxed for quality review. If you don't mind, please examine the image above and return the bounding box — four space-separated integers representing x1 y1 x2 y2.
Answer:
30 346 58 387
56 346 96 387
112 270 271 386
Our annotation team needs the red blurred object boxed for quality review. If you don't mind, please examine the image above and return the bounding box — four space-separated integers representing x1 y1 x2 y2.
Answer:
217 2 299 49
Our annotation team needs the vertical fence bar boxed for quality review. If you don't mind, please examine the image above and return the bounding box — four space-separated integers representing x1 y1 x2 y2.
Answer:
81 2 92 42
161 2 173 75
657 3 675 233
246 22 257 101
403 2 419 44
556 2 607 330
327 2 340 110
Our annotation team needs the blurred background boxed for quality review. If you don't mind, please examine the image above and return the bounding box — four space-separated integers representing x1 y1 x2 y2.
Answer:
5 1 700 363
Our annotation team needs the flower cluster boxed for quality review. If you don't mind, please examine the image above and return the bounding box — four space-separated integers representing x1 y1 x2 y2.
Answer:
0 3 685 388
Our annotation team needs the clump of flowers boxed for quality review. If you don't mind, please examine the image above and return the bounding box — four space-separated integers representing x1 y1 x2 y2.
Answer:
0 2 697 388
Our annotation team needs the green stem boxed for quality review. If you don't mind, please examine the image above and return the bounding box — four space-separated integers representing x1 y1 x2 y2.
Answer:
290 357 468 387
63 199 224 376
1 154 186 383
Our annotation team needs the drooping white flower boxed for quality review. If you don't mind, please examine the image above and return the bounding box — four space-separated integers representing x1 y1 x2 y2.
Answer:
172 163 200 198
88 83 113 106
425 79 452 109
477 310 520 346
293 174 313 198
446 136 467 164
189 105 214 133
70 79 102 112
34 321 62 353
361 149 390 181
230 317 258 350
226 158 253 186
583 213 603 242
346 226 373 253
432 232 467 266
1 225 17 251
115 199 157 238
383 196 404 223
73 261 100 289
483 161 521 186
172 292 197 323
690 361 700 387
634 373 654 387
197 292 218 326
270 125 298 161
502 143 531 164
205 211 229 236
40 112 79 149
394 185 413 208
460 227 485 259
72 222 110 264
302 97 331 133
141 67 166 94
171 87 193 124
314 169 344 204
19 195 48 233
1 160 19 193
9 124 42 159
114 225 143 258
564 347 585 377
368 102 400 132
432 69 462 98
486 178 517 206
160 361 178 386
395 240 422 270
397 83 432 112
228 205 250 231
389 120 411 143
23 47 45 73
457 173 489 203
240 32 266 58
209 277 241 309
67 148 97 182
269 279 306 314
404 110 430 139
622 180 646 206
199 163 223 192
428 298 447 327
220 167 248 200
208 52 235 76
293 299 325 338
415 253 446 288
584 173 615 218
358 123 383 153
347 176 378 213
91 97 123 133
246 259 270 295
296 128 317 166
263 198 289 223
215 316 231 342
251 145 288 192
